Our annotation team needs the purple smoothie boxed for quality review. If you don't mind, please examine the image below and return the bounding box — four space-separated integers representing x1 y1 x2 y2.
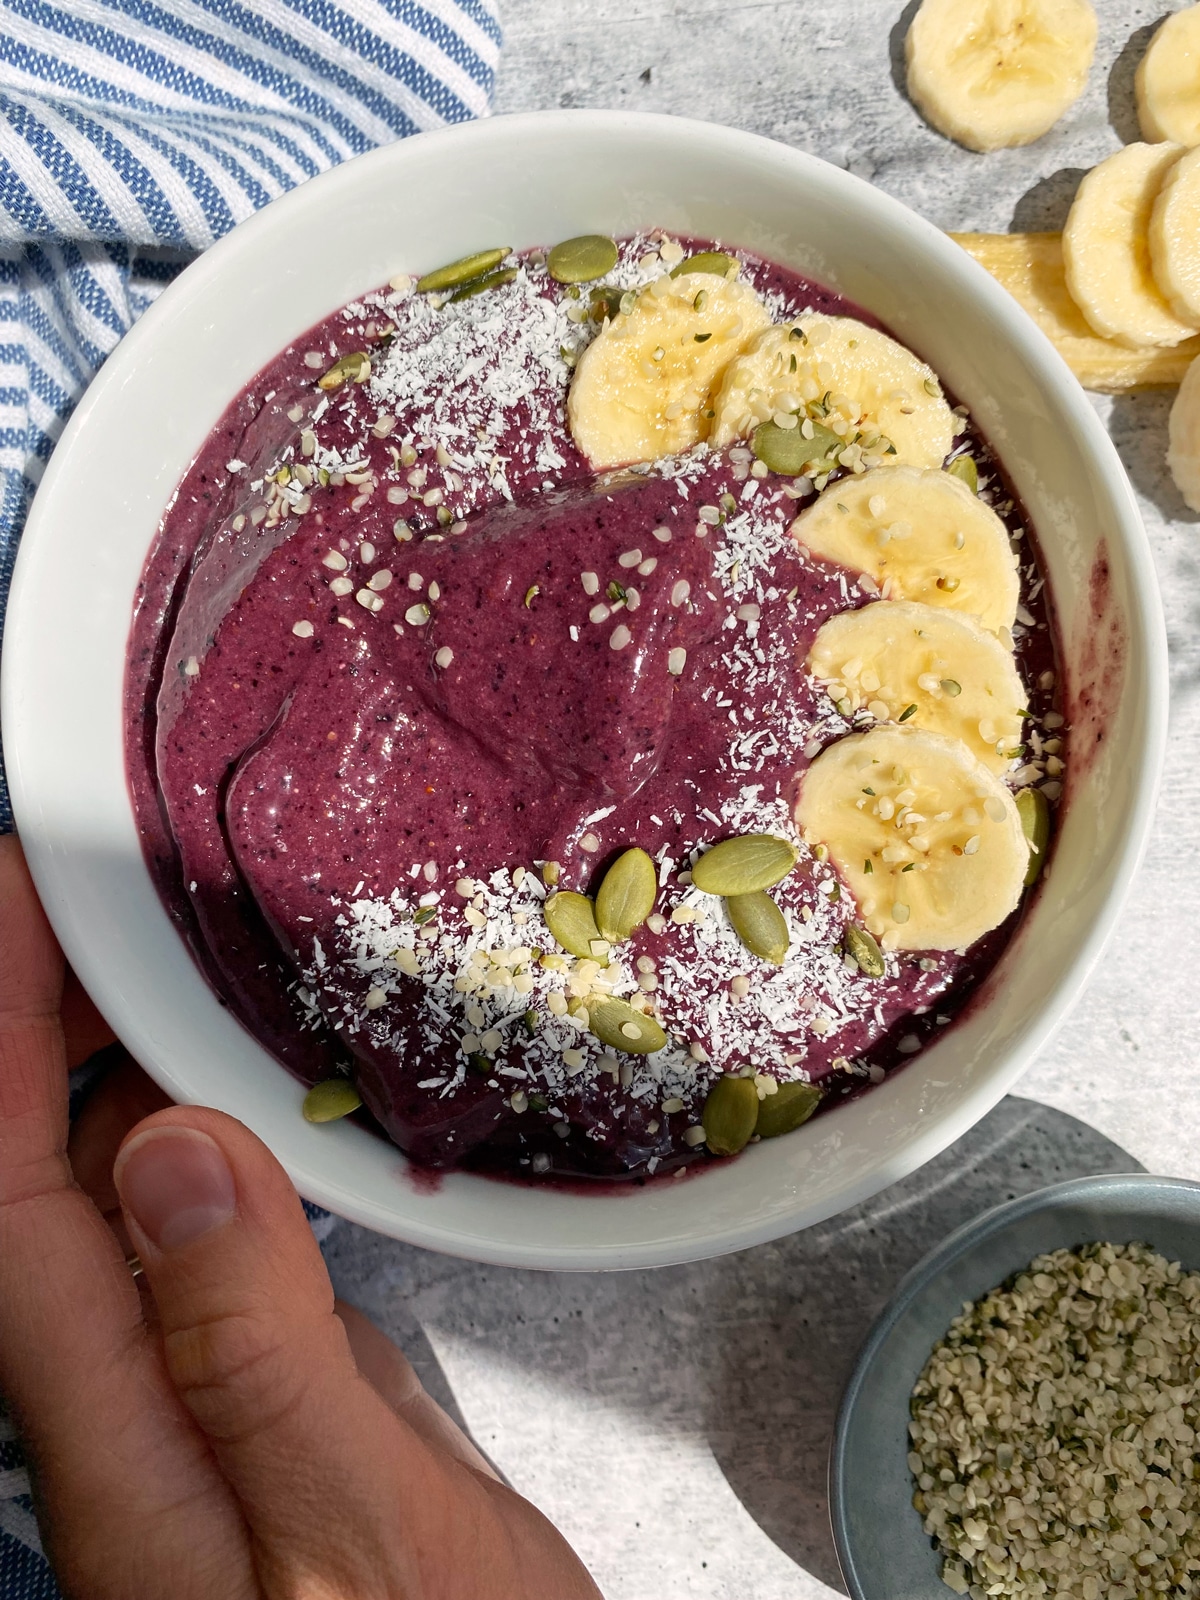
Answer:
126 233 1063 1181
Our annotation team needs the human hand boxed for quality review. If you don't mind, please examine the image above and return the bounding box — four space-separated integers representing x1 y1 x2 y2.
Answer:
0 836 601 1599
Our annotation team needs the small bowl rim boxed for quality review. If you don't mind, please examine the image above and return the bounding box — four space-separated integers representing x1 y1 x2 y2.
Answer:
829 1171 1200 1598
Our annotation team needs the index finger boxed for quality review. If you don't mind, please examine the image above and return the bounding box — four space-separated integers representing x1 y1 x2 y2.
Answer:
0 837 251 1594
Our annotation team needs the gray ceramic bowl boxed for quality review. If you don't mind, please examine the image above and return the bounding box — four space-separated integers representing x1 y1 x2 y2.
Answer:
829 1172 1200 1599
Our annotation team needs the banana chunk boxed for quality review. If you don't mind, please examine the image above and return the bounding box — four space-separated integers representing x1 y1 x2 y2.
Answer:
950 231 1200 390
1168 356 1200 511
905 0 1097 153
710 316 955 470
796 725 1028 952
1063 144 1199 348
808 601 1026 775
1137 4 1200 146
1150 147 1200 326
567 271 771 469
789 466 1019 635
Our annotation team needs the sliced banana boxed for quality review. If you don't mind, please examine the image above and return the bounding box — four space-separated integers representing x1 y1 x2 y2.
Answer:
1136 4 1200 146
1063 143 1199 348
789 466 1019 634
1150 146 1200 325
950 231 1200 390
1168 354 1200 511
796 725 1028 952
808 601 1026 775
710 315 955 471
905 0 1097 154
567 271 771 468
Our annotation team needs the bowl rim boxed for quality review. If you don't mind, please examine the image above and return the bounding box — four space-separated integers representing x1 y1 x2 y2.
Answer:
1 110 1170 1269
828 1172 1200 1598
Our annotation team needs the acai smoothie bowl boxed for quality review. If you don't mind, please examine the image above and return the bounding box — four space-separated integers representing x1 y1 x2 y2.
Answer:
3 115 1165 1267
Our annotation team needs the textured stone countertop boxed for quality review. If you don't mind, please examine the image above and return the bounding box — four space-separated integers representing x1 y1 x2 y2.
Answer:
321 5 1200 1595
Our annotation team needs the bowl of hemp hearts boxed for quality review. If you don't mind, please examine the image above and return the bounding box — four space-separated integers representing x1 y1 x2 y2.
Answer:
830 1172 1200 1600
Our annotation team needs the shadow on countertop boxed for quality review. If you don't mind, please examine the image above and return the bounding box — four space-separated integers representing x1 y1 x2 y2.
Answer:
321 1096 1141 1596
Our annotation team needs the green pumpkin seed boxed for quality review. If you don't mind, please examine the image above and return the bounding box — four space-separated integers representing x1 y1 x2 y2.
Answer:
755 1080 823 1139
447 266 519 302
415 247 510 293
547 234 619 284
752 417 842 475
317 351 371 391
302 1077 362 1123
692 833 799 896
727 891 790 964
947 455 979 494
702 1075 759 1156
587 997 667 1055
595 847 658 942
1016 786 1051 887
543 891 607 962
844 923 886 977
670 251 738 279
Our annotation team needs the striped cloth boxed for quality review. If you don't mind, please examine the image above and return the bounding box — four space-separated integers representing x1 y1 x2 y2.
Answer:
0 3 499 1591
0 0 502 831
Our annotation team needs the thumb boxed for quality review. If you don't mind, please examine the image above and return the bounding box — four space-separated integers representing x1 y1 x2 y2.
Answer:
112 1108 479 1595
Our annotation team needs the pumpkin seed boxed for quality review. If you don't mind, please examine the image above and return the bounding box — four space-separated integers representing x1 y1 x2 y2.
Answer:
415 247 510 293
948 454 979 494
844 923 886 977
302 1077 362 1123
752 417 842 475
669 251 738 279
587 997 666 1055
547 234 618 284
755 1080 822 1139
1016 786 1051 886
448 266 519 303
317 351 371 391
702 1075 758 1156
727 890 790 964
595 847 658 942
692 833 799 896
543 890 607 961
589 284 624 321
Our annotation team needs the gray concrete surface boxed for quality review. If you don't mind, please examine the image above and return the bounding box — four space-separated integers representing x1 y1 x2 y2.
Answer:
322 5 1200 1594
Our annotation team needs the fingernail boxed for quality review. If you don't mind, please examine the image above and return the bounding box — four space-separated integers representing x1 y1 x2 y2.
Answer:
115 1127 237 1253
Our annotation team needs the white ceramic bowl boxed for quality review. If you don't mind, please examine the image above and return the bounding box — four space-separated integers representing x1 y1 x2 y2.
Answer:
2 112 1166 1270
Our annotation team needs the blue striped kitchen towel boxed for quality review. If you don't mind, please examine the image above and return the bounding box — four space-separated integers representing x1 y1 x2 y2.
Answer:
0 3 499 1591
0 0 502 833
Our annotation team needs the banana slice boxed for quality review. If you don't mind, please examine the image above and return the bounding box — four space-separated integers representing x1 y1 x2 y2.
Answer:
1150 147 1200 325
1063 143 1199 348
808 601 1026 774
796 725 1028 952
789 466 1019 634
905 0 1097 154
1137 4 1200 146
710 316 955 471
567 271 771 468
1168 355 1200 511
950 231 1200 390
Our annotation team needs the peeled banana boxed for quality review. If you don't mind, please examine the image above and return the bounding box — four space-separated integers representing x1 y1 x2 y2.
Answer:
567 271 771 468
1150 146 1200 326
1137 4 1200 147
789 465 1019 634
710 316 955 471
808 601 1026 775
950 231 1200 390
1168 355 1200 511
796 724 1029 952
906 0 1097 153
1063 143 1199 348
